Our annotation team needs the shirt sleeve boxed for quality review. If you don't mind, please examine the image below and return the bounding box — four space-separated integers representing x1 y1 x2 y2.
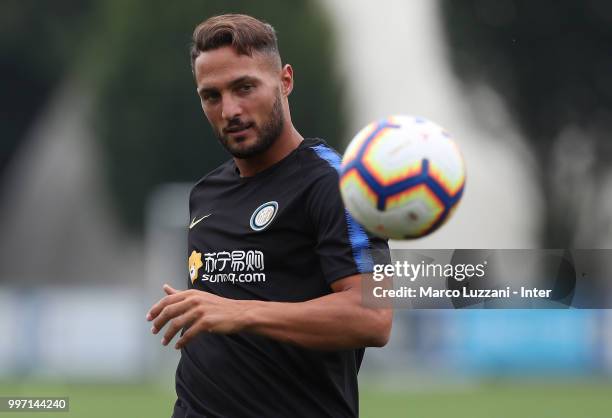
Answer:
307 168 390 286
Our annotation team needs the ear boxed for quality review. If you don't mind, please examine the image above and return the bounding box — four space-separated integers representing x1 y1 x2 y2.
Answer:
280 64 294 97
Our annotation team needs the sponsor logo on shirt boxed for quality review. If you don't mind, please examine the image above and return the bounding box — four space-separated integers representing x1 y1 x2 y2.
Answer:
188 249 266 284
250 201 278 231
188 250 203 283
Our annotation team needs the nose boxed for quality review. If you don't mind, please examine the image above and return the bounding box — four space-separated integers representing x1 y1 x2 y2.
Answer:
221 94 242 121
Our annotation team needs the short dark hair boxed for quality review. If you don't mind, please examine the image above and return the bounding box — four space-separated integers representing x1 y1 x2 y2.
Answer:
190 14 281 73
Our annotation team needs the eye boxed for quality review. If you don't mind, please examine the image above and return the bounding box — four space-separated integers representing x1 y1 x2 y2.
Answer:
238 84 254 94
201 92 220 104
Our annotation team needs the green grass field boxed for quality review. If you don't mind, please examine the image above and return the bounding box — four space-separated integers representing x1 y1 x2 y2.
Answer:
1 380 611 417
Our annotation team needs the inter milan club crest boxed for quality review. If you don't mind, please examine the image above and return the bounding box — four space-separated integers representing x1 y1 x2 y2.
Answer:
250 201 278 231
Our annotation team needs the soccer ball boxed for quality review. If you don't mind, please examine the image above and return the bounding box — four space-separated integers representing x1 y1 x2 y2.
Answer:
340 115 465 239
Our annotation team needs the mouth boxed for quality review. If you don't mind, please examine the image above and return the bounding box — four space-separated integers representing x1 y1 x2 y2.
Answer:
224 123 254 137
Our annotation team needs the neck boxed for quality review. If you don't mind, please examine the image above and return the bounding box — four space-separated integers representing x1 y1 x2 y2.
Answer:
234 124 303 177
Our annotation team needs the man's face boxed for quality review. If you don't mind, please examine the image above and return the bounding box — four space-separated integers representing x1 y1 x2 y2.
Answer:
194 46 285 159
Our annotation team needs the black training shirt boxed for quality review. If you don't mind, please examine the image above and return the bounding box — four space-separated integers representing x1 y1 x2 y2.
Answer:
173 138 389 418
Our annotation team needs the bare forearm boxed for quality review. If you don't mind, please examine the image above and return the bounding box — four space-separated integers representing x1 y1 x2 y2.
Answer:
241 290 392 350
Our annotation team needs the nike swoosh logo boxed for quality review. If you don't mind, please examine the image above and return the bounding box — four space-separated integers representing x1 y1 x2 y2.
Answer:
189 213 212 229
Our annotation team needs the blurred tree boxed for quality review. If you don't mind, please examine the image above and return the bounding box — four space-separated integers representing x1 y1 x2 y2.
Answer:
441 0 612 246
0 0 95 177
88 0 346 234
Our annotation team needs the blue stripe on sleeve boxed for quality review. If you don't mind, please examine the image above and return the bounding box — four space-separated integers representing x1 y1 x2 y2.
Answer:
310 144 373 273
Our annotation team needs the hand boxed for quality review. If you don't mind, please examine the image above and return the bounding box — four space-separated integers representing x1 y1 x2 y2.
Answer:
146 284 251 349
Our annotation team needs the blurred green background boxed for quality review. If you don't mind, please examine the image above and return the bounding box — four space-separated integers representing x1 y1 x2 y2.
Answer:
2 380 612 417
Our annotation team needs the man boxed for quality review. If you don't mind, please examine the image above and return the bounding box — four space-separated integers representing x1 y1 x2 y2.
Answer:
146 14 392 418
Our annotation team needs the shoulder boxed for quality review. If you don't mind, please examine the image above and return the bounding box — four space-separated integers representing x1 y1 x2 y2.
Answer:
189 159 235 200
194 159 235 187
297 138 343 181
295 139 347 217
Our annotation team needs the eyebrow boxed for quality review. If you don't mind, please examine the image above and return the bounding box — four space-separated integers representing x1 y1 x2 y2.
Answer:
197 76 259 95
